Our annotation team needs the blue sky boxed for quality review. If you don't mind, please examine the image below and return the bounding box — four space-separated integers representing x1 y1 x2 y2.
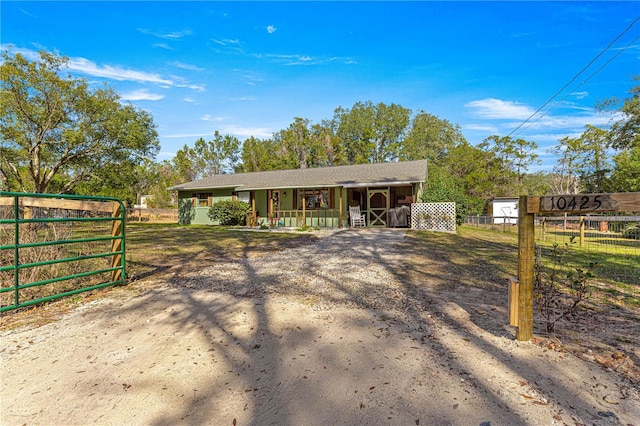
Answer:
2 1 639 171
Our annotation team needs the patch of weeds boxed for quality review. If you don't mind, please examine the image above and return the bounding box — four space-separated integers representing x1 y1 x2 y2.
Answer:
67 296 84 304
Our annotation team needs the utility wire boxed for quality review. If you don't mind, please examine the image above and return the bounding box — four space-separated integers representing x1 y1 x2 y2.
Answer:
514 33 640 135
507 15 640 138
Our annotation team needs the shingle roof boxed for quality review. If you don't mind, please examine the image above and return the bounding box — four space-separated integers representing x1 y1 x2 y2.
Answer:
169 159 428 191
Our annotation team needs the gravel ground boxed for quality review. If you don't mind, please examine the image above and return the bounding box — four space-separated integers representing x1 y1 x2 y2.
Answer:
1 228 639 425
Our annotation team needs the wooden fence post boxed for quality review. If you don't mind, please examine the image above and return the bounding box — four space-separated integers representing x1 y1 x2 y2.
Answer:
517 195 535 341
111 202 124 282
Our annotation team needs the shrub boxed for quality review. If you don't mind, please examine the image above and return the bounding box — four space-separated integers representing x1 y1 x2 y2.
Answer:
420 166 469 225
534 238 596 334
622 223 639 239
207 199 251 226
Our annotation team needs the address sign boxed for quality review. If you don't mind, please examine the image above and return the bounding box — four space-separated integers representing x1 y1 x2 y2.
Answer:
527 192 640 214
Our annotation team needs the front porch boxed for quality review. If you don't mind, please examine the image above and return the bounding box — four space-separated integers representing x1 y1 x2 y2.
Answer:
174 160 428 227
257 184 417 228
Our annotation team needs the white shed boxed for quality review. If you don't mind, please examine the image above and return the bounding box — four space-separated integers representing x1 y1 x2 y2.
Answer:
489 198 518 224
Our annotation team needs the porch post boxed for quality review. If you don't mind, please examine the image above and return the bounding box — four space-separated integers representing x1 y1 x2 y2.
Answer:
339 187 343 228
251 192 256 217
301 192 306 227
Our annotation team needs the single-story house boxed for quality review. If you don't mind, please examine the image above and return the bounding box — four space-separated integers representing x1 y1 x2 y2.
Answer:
488 197 519 224
168 159 428 227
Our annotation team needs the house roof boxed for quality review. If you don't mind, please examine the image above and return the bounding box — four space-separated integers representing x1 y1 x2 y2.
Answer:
491 197 520 202
169 159 428 192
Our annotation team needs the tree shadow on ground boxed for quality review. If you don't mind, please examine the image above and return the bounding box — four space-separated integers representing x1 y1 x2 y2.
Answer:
99 227 638 424
4 226 637 424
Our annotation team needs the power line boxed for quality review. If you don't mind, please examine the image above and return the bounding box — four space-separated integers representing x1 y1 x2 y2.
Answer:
514 33 640 135
507 15 640 138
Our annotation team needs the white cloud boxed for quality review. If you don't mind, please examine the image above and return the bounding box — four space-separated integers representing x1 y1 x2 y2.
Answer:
221 125 272 139
3 46 206 95
267 25 277 34
571 91 589 99
463 124 498 133
153 43 173 50
229 96 256 102
67 57 174 85
213 38 240 46
517 110 622 132
19 8 38 18
183 97 197 103
524 132 584 143
257 53 320 66
1 44 37 60
138 28 192 40
465 98 534 120
176 82 206 92
462 96 628 149
171 61 204 72
201 114 225 122
121 89 164 101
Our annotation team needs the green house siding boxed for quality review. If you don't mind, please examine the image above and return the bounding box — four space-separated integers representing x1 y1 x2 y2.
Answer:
177 183 421 227
175 185 422 228
177 189 239 225
169 160 427 227
280 190 293 211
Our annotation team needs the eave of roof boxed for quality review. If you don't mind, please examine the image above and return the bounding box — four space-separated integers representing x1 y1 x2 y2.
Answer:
168 159 427 191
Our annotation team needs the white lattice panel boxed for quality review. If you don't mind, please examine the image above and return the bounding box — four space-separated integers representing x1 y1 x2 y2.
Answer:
411 202 456 232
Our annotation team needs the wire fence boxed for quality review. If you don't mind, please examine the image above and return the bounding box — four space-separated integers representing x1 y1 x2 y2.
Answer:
466 212 639 337
534 214 639 338
126 208 178 223
464 215 518 233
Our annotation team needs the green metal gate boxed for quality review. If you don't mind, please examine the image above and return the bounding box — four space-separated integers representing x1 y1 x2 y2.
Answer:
0 192 126 312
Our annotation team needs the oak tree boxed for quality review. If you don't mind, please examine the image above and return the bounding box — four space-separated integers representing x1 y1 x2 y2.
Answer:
0 50 159 193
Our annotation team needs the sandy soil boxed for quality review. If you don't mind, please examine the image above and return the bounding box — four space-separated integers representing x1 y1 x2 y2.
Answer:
1 228 638 425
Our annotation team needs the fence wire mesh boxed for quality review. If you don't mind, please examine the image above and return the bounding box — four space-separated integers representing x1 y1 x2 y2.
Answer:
466 212 639 339
534 213 639 338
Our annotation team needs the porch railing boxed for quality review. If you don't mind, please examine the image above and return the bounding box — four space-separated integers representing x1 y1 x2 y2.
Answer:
268 209 342 228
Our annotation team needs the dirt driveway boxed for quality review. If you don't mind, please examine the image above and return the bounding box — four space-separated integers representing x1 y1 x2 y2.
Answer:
1 228 639 425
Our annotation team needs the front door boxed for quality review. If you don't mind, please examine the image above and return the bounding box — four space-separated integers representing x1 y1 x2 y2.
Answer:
367 189 389 227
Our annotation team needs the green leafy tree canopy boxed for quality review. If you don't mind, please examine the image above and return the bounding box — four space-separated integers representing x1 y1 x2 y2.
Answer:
0 50 159 194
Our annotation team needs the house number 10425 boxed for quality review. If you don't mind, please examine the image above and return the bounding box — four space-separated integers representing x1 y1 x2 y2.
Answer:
548 195 602 211
533 193 626 213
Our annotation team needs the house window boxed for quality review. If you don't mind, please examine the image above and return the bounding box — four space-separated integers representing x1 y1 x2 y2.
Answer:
299 188 332 209
194 192 212 207
235 191 250 203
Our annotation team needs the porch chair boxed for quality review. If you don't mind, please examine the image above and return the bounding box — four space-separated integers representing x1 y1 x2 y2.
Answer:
349 205 366 227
